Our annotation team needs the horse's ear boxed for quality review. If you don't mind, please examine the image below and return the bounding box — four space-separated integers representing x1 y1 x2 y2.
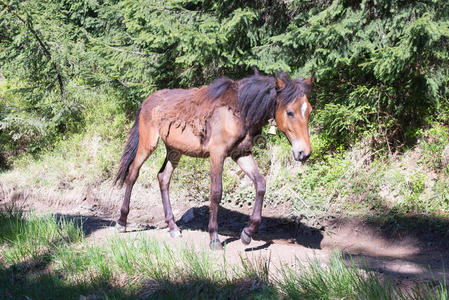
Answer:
253 67 260 76
304 72 315 86
276 77 286 89
277 71 290 81
276 71 290 89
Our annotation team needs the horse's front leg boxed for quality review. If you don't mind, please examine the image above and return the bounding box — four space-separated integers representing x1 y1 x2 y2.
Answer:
158 148 182 238
208 153 225 250
234 154 266 245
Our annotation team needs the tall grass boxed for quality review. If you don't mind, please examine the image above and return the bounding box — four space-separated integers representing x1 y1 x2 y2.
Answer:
277 252 449 300
277 252 397 299
0 208 448 299
0 206 83 266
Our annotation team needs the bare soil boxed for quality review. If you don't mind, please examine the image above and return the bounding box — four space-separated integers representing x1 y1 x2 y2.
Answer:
12 192 449 285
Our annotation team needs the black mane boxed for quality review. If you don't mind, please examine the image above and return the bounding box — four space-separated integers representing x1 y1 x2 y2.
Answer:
279 73 311 105
207 71 311 129
207 77 234 100
237 73 277 128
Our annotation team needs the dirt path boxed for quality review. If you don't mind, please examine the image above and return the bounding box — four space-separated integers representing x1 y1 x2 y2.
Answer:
26 199 449 284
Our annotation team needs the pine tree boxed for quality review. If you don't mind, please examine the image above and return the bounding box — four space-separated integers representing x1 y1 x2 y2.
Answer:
1 0 448 157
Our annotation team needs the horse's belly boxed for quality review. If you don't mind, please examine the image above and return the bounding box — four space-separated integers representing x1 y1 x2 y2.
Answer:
161 124 209 157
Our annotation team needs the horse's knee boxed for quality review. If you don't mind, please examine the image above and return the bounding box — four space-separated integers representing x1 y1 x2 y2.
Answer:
120 206 129 216
157 172 169 187
255 176 266 197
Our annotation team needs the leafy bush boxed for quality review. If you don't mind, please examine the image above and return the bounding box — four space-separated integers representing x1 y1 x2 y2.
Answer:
418 124 449 169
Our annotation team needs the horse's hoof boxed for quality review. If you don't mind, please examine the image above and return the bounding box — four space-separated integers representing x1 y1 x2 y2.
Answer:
209 240 223 251
241 229 251 245
115 223 126 233
170 229 182 238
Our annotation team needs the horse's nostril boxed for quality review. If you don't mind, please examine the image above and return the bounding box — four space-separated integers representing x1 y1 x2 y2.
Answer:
293 150 311 162
299 151 311 162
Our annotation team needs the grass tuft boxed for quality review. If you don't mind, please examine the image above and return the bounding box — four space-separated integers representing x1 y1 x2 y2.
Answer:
0 207 83 267
276 252 449 300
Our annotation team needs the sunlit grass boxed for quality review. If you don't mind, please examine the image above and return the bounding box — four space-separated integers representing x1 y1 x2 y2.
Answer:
277 252 396 299
277 252 449 300
0 207 83 266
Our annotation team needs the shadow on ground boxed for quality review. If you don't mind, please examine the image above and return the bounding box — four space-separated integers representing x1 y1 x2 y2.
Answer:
327 211 449 281
54 213 115 236
2 201 449 294
362 213 449 249
176 205 324 249
341 252 449 281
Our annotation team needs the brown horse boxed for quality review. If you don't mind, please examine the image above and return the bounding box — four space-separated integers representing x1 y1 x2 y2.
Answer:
114 71 313 250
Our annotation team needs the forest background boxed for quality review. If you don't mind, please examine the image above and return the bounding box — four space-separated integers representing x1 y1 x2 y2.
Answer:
1 0 449 227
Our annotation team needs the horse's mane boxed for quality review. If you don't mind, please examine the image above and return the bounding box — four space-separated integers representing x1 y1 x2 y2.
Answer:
207 71 311 130
278 72 311 105
237 73 277 128
207 77 234 100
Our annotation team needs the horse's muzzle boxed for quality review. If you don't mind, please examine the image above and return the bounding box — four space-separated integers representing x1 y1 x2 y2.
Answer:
293 150 311 162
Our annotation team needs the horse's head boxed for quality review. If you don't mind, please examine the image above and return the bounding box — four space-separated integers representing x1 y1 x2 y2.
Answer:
275 74 313 162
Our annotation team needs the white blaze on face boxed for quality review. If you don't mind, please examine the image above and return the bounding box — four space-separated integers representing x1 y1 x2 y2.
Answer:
301 102 308 119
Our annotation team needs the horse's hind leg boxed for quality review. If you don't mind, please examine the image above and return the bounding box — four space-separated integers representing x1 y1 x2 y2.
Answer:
233 154 266 245
157 147 182 238
117 129 158 232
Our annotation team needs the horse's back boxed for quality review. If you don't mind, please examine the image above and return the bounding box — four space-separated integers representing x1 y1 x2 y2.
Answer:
139 85 244 158
142 87 201 106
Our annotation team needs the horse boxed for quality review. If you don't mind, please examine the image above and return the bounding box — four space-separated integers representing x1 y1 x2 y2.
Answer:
113 71 313 250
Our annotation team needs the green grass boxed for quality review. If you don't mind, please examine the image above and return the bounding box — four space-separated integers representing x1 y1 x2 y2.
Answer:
0 208 448 299
277 253 396 299
277 252 448 300
0 206 83 267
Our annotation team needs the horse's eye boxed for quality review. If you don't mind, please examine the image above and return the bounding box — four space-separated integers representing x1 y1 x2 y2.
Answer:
286 110 294 118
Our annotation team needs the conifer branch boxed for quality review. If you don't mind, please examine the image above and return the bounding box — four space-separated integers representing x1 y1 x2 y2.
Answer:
0 0 65 97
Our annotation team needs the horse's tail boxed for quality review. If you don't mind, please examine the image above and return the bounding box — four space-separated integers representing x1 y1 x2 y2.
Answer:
114 107 141 188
